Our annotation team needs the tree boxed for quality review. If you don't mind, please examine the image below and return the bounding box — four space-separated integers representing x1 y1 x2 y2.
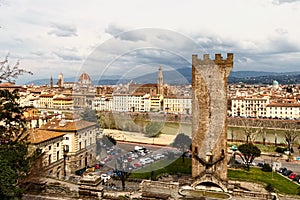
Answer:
0 57 39 199
144 121 163 137
102 135 116 148
80 108 98 123
239 118 264 143
283 123 299 156
172 133 191 163
0 55 32 83
114 169 131 191
238 143 261 171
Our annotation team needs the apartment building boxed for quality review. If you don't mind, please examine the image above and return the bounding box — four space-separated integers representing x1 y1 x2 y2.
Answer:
150 95 163 112
231 96 269 117
39 118 98 175
113 94 129 112
29 129 65 178
267 103 300 119
53 96 73 110
164 96 192 114
92 96 113 111
39 94 55 108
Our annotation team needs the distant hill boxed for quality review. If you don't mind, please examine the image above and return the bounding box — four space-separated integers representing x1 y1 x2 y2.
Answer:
25 69 300 85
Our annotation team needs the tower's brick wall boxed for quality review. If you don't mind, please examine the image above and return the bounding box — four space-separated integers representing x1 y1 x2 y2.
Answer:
192 53 233 188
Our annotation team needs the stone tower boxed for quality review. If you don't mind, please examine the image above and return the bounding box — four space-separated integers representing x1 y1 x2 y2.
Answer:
57 73 64 88
50 75 53 88
157 65 163 95
191 53 233 192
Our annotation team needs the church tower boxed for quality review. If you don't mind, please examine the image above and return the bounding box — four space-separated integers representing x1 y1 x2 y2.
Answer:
157 65 163 95
50 75 53 88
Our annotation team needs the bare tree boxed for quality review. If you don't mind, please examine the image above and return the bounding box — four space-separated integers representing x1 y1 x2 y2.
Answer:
284 123 299 156
0 55 32 83
269 120 280 146
239 118 264 143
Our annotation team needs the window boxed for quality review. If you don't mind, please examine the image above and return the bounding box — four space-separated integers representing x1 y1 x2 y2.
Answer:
57 151 59 160
79 142 81 150
57 143 59 147
49 146 51 150
48 154 51 165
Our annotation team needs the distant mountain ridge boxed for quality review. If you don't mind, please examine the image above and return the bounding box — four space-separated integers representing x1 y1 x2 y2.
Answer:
25 69 300 85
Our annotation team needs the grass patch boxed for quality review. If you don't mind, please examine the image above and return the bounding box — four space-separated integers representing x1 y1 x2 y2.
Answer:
228 167 300 195
228 142 278 153
255 144 277 153
130 157 191 179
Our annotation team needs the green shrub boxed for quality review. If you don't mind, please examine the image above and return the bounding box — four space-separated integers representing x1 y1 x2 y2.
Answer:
265 183 275 192
262 163 272 172
275 147 287 153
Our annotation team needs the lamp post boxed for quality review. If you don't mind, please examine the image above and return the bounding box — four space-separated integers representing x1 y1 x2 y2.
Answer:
63 145 69 179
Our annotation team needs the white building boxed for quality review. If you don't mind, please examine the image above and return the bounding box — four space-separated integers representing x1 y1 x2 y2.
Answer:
92 96 113 111
128 94 144 112
164 96 192 114
113 94 129 112
266 103 300 119
231 96 269 118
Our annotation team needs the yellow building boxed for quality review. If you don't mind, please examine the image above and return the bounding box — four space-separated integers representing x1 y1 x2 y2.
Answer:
53 96 73 110
150 95 163 112
39 94 55 108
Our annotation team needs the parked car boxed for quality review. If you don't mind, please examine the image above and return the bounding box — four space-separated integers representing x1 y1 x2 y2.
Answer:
257 162 264 167
288 172 297 179
283 170 292 176
278 167 287 174
133 162 142 167
293 175 300 182
143 158 154 164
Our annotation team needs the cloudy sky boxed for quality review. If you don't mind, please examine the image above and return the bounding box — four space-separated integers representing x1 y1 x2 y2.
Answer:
1 0 300 84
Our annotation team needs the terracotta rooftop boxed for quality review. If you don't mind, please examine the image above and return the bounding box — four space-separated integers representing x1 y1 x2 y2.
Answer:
40 119 96 132
29 129 65 144
164 95 192 99
53 97 73 101
40 94 55 97
267 103 300 107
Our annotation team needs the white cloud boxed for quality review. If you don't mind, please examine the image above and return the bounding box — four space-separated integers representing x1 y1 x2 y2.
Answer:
0 0 300 84
48 23 78 37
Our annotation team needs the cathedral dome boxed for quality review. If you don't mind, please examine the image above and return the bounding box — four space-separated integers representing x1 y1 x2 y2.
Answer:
78 72 91 85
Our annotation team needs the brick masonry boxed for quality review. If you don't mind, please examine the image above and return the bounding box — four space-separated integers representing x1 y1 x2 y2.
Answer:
192 53 233 191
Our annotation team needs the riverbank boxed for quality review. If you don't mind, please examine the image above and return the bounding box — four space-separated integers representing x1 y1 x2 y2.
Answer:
103 129 177 146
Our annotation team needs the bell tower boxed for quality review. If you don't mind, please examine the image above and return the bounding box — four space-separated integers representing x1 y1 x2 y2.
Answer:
157 65 163 95
191 53 233 191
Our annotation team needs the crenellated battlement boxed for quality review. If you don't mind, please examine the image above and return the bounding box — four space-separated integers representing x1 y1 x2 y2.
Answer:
192 53 233 66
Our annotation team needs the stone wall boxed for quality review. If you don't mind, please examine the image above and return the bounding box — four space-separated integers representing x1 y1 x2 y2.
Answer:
191 53 233 191
140 180 180 199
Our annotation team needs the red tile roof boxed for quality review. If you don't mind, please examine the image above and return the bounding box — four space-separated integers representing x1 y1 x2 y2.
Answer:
28 129 65 144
